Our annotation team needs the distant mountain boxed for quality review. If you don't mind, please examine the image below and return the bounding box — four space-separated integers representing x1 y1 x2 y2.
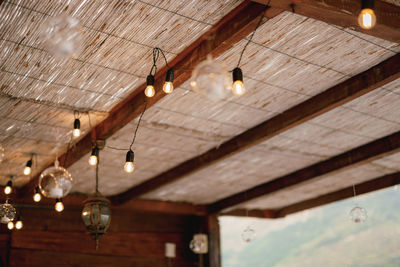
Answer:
221 187 400 267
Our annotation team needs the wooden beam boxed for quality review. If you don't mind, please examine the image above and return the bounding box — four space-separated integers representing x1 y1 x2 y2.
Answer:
209 129 400 212
253 0 400 43
4 193 207 216
221 209 277 218
111 51 400 205
19 0 277 198
276 171 400 217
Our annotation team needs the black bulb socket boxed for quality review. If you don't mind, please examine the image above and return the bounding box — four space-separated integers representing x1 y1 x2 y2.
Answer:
74 118 80 130
146 75 155 86
56 198 62 203
233 67 243 83
126 150 134 163
26 159 32 168
35 186 40 194
6 180 12 187
165 69 174 83
361 0 374 9
91 146 99 157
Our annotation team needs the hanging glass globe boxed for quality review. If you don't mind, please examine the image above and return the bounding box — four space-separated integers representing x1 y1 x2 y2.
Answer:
0 200 16 224
190 55 231 100
241 226 256 243
349 206 367 223
189 234 207 254
81 193 111 250
39 159 73 199
41 13 82 58
0 146 4 163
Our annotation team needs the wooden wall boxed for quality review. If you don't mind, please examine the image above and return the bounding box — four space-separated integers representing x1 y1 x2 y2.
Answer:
1 205 212 267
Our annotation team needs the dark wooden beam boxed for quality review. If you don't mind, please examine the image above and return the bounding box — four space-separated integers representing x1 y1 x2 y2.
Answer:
111 51 400 205
276 171 400 217
206 214 221 267
223 172 400 218
19 0 278 198
254 0 400 43
3 193 207 216
209 129 400 213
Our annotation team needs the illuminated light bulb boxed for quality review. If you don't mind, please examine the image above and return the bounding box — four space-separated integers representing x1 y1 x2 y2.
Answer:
88 147 99 166
24 159 32 175
145 75 155 97
7 221 14 230
124 150 135 173
358 0 376 30
232 67 245 96
15 216 23 230
33 186 42 202
4 180 12 195
55 198 64 212
73 118 81 137
163 69 174 94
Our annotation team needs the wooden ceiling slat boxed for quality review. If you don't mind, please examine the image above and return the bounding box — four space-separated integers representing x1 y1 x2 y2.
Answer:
18 0 275 197
110 53 400 205
254 0 400 43
209 130 400 213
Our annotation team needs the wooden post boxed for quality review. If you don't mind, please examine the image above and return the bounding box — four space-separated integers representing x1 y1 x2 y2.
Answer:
206 214 221 267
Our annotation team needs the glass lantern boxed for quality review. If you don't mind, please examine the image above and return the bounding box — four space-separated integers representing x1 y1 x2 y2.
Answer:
190 55 231 100
349 206 367 223
81 193 111 250
39 159 73 199
41 13 82 58
241 226 256 243
0 200 16 224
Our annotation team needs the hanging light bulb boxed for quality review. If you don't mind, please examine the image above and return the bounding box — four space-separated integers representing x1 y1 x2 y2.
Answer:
89 146 99 166
24 159 32 175
73 118 81 137
55 198 64 212
4 180 12 195
15 215 23 230
33 186 42 202
145 75 155 97
163 69 174 94
358 0 376 29
232 67 245 96
0 146 4 163
7 221 14 230
124 150 135 173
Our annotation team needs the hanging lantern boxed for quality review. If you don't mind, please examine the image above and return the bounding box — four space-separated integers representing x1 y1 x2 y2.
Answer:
191 55 231 100
349 206 367 223
41 13 82 58
81 151 111 250
0 200 16 224
39 158 73 199
241 226 256 243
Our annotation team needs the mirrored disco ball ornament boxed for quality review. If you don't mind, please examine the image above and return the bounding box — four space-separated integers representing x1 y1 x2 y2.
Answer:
241 226 256 243
349 206 367 223
39 159 73 199
0 146 4 163
0 200 16 224
190 237 206 254
190 55 231 100
41 14 82 58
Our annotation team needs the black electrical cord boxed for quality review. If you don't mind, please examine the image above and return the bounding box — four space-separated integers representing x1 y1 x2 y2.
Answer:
129 102 147 150
236 1 271 68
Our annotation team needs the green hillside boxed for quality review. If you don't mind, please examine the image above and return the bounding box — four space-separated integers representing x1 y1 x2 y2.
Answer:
220 186 400 267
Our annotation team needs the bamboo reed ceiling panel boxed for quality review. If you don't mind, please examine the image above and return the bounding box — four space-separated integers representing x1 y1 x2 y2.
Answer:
68 11 400 197
383 0 400 6
234 151 400 210
0 0 243 187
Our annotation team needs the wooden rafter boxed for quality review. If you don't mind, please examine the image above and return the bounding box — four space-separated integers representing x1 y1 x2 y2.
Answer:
223 172 400 218
254 0 400 43
209 130 400 213
111 52 400 205
18 0 277 198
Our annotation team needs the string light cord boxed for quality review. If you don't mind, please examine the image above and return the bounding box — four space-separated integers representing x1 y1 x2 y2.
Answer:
149 47 171 76
236 2 271 68
95 155 99 193
129 102 147 150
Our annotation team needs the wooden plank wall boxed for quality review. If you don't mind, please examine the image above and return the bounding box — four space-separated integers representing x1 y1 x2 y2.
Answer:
3 206 208 267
